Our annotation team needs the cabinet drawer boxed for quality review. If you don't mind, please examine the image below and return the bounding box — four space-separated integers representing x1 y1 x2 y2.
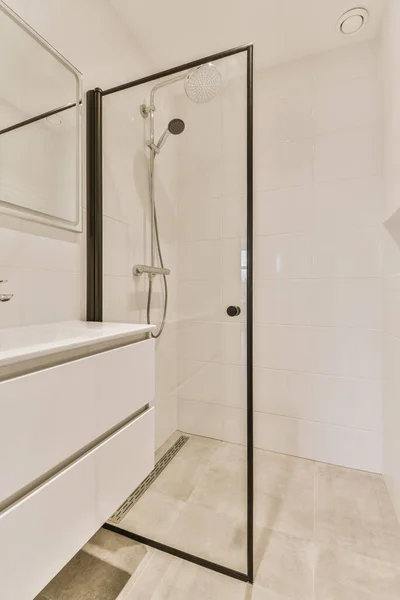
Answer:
96 338 155 432
0 355 98 506
0 407 154 600
0 338 155 505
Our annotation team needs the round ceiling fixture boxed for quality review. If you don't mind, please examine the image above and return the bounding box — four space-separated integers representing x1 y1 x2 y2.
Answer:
337 7 369 35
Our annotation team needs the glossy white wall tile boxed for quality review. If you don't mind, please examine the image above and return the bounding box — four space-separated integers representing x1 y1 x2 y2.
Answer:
313 77 380 135
255 186 313 236
314 127 381 183
255 234 314 280
254 368 382 431
178 399 246 445
314 177 381 229
313 227 382 279
252 40 383 472
255 139 314 192
254 412 382 473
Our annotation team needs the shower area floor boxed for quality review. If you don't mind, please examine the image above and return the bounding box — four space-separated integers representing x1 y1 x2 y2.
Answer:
36 433 400 599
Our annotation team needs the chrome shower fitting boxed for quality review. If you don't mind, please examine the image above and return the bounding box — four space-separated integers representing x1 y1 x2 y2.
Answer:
146 118 186 154
140 62 222 338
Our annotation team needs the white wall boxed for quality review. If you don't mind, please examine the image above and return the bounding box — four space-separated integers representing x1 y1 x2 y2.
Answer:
0 0 151 330
253 41 383 472
381 0 400 518
176 42 383 473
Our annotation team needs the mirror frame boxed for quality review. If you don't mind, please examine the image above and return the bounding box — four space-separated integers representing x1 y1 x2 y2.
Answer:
0 1 83 232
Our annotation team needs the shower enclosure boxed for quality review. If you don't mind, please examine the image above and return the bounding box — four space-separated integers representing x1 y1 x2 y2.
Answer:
86 44 253 583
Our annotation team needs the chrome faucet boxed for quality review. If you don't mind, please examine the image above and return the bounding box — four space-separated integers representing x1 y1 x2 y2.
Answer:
0 280 13 302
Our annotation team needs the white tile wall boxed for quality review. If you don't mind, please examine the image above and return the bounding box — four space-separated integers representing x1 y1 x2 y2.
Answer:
254 412 382 473
255 186 313 236
314 127 381 183
252 41 383 472
177 41 383 473
178 399 247 446
0 215 83 329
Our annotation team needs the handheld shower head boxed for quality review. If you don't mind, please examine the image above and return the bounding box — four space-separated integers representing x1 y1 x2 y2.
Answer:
168 118 185 135
155 118 186 151
185 63 222 104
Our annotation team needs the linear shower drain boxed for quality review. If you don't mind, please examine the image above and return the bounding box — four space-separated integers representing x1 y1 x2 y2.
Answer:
109 434 189 524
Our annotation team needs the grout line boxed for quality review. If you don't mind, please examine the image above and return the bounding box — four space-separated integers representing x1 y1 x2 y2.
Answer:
178 397 383 435
176 358 381 382
253 224 381 238
253 322 381 332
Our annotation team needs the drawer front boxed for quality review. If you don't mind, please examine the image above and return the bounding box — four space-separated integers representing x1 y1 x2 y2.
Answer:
95 407 155 522
96 338 155 433
0 339 155 506
0 408 154 600
0 355 98 506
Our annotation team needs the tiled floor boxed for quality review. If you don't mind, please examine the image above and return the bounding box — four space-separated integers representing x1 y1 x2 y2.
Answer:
37 433 400 599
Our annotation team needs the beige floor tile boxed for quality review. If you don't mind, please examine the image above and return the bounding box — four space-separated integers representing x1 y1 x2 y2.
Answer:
254 490 314 541
167 502 247 572
37 529 150 600
84 527 152 574
189 460 247 521
315 463 400 530
254 449 315 541
119 491 185 540
203 444 314 540
211 440 247 467
254 529 315 600
36 437 400 600
125 550 249 600
250 587 298 600
315 463 400 564
151 453 211 502
315 543 400 600
255 449 315 497
176 434 222 463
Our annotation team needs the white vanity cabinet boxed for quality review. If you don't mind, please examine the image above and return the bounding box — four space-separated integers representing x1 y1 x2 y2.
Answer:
0 322 156 600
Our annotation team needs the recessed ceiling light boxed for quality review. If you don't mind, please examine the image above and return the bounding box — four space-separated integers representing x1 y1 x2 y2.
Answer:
337 7 369 35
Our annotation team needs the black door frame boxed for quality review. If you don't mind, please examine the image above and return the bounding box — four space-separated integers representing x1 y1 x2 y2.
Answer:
86 43 254 584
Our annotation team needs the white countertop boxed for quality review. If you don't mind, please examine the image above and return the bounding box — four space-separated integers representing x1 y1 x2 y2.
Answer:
0 321 155 368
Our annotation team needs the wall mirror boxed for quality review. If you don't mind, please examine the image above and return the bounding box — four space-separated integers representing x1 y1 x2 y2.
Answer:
0 2 82 231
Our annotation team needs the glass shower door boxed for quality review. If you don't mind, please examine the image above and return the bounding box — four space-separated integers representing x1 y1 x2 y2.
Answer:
101 46 253 581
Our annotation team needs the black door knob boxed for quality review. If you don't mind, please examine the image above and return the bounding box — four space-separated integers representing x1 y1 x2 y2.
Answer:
226 305 241 317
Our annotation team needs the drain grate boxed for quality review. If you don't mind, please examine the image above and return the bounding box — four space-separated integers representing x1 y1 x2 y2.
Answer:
109 434 190 524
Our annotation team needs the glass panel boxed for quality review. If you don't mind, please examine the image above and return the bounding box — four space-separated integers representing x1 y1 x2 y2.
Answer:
0 4 82 229
103 51 248 573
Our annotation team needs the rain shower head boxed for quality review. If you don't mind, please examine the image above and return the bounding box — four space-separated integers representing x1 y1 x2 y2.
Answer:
184 63 222 104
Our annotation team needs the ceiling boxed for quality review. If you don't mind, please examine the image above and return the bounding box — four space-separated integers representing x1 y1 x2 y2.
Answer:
109 0 384 72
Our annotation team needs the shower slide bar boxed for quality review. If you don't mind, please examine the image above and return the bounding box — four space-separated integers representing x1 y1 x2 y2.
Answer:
132 264 171 277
